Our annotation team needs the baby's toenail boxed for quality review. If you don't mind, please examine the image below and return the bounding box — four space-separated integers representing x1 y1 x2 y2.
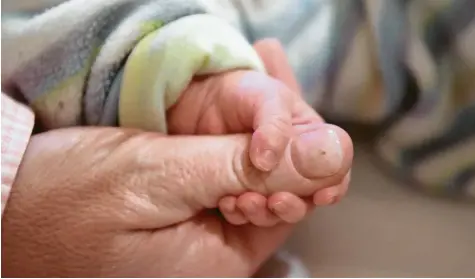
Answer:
329 196 338 205
314 187 340 206
291 127 343 178
271 201 287 213
244 199 259 213
255 149 277 171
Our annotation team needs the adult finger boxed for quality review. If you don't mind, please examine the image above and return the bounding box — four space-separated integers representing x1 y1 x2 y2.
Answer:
105 126 351 230
30 126 350 231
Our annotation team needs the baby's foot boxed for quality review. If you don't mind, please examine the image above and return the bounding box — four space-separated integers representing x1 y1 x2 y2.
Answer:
219 192 309 227
219 123 352 226
168 70 352 226
219 173 350 226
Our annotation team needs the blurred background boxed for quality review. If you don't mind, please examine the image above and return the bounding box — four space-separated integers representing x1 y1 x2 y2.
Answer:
280 144 475 277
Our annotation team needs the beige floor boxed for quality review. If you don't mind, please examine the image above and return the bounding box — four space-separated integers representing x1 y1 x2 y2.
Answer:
283 146 475 277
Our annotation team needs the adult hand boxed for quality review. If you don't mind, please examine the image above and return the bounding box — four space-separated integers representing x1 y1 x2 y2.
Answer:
2 126 352 277
2 39 353 277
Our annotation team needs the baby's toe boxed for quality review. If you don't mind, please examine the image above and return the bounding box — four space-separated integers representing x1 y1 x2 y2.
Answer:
313 171 351 206
236 192 280 227
268 192 310 223
218 196 248 225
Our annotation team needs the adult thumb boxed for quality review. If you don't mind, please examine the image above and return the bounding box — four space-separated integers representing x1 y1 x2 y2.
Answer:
113 125 352 230
14 126 350 231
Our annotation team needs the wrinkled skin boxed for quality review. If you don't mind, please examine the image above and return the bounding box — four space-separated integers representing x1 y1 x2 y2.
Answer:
170 40 352 226
1 129 286 276
1 39 353 277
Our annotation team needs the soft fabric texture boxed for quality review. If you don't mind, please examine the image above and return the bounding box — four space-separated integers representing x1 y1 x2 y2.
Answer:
230 0 475 199
1 94 35 215
1 0 264 133
2 0 474 199
119 13 264 132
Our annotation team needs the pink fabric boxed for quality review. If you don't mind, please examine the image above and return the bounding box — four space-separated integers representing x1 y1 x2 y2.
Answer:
1 93 35 215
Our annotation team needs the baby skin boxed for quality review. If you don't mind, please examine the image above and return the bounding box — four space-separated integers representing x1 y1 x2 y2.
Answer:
167 41 353 227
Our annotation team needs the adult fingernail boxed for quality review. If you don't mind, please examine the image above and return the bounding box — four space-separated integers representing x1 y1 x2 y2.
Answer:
291 126 343 178
255 149 277 172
